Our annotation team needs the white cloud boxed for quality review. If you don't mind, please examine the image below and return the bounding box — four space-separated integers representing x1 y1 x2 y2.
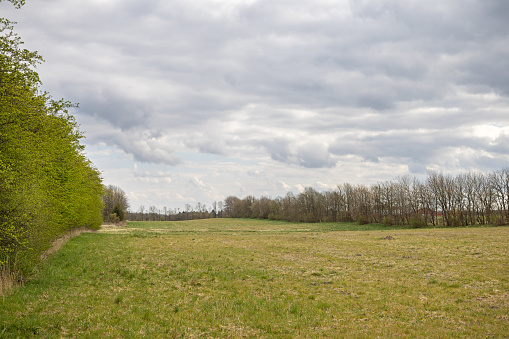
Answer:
277 181 291 191
294 184 305 194
316 181 330 190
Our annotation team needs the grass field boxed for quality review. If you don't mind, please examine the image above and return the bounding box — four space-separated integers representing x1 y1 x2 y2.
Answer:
1 219 508 338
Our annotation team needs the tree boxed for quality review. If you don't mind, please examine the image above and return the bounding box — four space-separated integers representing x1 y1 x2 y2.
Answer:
0 0 25 8
490 169 509 225
1 2 103 275
211 201 217 218
223 196 241 217
217 201 223 217
102 185 129 222
138 205 145 221
217 169 508 228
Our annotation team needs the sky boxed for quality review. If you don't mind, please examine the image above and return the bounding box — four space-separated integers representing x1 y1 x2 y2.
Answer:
3 0 509 212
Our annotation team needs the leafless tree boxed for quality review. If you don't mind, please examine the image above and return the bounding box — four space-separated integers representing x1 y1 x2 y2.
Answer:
102 185 130 222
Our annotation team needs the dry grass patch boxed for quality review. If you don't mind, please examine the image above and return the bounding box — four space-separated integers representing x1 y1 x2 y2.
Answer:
0 266 16 297
40 226 96 261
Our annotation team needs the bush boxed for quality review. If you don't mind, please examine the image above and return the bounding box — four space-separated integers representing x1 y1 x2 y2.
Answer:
382 216 394 227
113 204 125 221
357 215 368 225
447 215 462 227
493 215 507 226
109 213 120 224
410 215 427 228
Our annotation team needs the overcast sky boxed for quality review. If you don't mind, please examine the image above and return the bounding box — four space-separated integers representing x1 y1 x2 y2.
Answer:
3 0 509 211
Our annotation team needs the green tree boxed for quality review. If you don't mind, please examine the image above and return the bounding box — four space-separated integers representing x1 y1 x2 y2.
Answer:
1 3 103 275
0 0 25 8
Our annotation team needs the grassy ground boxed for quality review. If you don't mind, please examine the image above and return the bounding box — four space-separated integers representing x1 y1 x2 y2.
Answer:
1 219 508 338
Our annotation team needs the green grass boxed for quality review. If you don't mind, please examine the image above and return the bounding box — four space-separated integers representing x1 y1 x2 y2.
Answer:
119 218 414 234
1 219 508 338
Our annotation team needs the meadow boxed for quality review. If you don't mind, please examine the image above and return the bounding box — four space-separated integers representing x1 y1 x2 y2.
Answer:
1 219 508 338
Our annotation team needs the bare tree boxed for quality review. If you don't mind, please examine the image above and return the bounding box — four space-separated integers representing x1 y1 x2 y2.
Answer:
127 168 509 227
212 201 217 218
217 201 224 217
102 185 130 223
138 205 145 221
493 169 509 224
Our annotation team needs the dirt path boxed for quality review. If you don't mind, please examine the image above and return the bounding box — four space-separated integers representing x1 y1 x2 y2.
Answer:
40 227 97 261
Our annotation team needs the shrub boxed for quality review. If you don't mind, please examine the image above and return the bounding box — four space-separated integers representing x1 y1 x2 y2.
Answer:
410 215 427 228
447 215 462 227
109 213 120 224
357 215 368 225
113 204 125 221
493 215 507 226
382 216 394 227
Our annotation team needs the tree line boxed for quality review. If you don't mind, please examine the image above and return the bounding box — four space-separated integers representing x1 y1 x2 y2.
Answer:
1 2 103 277
222 170 509 227
122 169 509 228
127 201 224 222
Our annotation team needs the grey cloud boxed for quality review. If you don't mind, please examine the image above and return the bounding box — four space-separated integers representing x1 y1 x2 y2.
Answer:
488 132 509 155
264 138 336 168
266 138 293 164
76 87 153 130
39 0 506 113
5 0 509 173
183 133 227 155
329 126 509 173
458 48 509 96
296 143 336 168
111 131 183 165
467 155 509 172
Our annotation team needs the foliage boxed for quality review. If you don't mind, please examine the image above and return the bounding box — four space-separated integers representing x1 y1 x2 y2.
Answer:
382 215 394 227
0 0 25 9
112 204 124 221
409 215 426 228
357 215 368 225
0 3 103 275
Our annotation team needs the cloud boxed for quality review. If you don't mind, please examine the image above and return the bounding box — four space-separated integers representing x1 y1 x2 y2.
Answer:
190 176 215 195
113 130 183 165
134 169 173 184
316 181 330 190
294 184 305 194
262 136 337 168
277 181 291 191
3 0 509 209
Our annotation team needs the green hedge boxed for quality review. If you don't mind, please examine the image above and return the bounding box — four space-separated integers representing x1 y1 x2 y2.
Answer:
1 15 103 275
